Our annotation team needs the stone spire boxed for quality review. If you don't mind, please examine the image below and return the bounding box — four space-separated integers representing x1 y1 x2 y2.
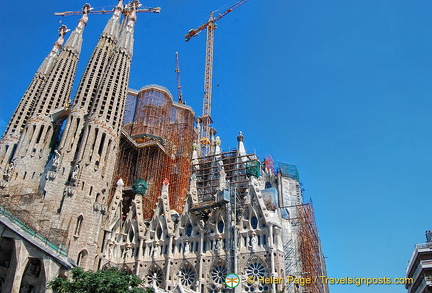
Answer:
0 25 69 172
67 0 123 115
37 25 70 76
56 1 139 266
48 0 124 178
61 4 91 57
86 0 139 133
7 5 90 193
102 0 124 39
237 131 247 160
32 4 90 117
116 0 138 58
40 1 127 249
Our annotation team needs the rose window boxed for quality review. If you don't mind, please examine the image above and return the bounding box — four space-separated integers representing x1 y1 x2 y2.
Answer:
210 265 227 284
245 262 269 292
180 266 196 287
147 267 164 287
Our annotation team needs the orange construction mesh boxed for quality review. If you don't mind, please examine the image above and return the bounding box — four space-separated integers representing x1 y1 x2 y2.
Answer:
114 86 196 219
263 155 275 174
296 203 328 293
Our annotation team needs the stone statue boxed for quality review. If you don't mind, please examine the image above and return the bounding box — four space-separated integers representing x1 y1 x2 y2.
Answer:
184 241 190 257
251 233 258 252
214 136 221 146
152 273 158 287
107 240 114 259
52 150 61 170
215 237 222 254
71 164 80 181
123 244 132 260
4 161 15 180
152 244 159 260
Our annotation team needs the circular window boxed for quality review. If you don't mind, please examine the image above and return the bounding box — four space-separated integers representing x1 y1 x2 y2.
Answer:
247 262 265 278
147 267 164 287
210 265 227 284
245 262 266 292
180 266 196 287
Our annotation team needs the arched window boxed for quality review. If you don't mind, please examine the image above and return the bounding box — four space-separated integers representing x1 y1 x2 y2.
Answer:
217 220 224 233
157 226 163 240
77 250 88 267
251 216 258 229
186 224 193 237
74 215 83 236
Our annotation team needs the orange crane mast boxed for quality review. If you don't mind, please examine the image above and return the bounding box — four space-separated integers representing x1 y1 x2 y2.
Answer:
185 0 249 156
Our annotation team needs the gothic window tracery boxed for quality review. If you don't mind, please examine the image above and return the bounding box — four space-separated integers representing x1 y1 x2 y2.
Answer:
147 265 164 287
157 225 162 240
210 265 227 284
217 220 224 233
179 263 196 287
186 223 193 237
245 260 269 292
251 216 258 229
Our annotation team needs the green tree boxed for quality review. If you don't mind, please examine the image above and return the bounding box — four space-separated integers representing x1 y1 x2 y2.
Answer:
48 267 153 293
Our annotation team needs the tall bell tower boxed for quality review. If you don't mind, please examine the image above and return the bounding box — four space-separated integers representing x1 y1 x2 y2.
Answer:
42 0 124 205
0 25 68 176
6 4 91 194
51 0 140 266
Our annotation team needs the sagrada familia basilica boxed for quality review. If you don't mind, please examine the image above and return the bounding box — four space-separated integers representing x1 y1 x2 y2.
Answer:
0 1 328 292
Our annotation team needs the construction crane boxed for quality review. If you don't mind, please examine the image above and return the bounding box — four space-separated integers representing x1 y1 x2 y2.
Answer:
185 0 249 155
54 3 160 17
175 52 184 104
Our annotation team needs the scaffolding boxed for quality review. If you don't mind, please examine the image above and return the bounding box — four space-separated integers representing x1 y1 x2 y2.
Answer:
0 194 68 255
113 86 195 219
296 202 328 293
192 150 258 206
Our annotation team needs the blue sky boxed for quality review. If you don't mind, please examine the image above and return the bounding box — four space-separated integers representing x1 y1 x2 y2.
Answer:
1 1 431 292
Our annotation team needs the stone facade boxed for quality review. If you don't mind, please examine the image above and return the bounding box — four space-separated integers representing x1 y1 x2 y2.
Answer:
100 136 290 292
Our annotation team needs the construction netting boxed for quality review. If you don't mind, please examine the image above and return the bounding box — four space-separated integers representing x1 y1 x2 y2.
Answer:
278 162 300 181
114 86 196 219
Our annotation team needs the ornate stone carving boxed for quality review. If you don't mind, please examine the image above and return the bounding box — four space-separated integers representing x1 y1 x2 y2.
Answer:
52 150 61 171
46 171 56 181
65 186 75 197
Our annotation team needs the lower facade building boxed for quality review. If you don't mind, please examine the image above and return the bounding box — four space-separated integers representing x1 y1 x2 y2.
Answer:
0 206 74 293
406 231 432 293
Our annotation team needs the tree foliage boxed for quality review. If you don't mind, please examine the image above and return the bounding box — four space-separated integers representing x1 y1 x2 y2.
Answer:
48 267 153 293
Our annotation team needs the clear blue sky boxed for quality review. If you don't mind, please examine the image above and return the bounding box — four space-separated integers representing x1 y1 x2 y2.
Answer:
1 1 431 292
